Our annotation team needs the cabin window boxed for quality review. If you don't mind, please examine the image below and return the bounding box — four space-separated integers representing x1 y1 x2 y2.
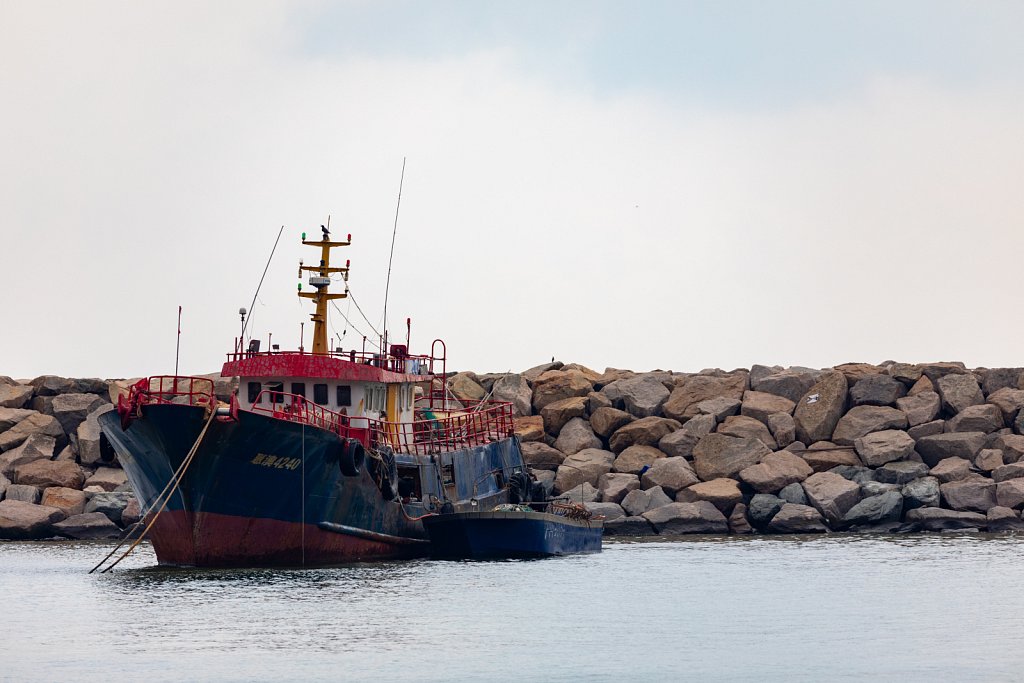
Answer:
313 383 328 405
291 382 306 398
337 385 351 407
267 382 284 404
247 381 261 404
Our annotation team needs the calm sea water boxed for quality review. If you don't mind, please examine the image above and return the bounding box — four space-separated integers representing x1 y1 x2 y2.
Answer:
2 535 1024 682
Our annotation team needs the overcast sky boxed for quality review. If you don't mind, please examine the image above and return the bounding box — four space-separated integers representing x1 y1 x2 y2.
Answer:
2 1 1023 380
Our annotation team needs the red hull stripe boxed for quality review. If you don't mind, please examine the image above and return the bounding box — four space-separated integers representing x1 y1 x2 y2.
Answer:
149 510 426 567
222 354 427 383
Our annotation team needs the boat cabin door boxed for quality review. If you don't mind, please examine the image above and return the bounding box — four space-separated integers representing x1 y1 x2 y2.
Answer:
385 383 400 447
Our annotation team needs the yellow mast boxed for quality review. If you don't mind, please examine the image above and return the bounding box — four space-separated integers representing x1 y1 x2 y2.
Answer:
298 227 349 355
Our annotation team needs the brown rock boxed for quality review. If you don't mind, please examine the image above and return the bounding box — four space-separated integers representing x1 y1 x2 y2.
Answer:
986 506 1024 532
0 384 34 409
936 374 985 415
718 415 776 449
794 371 848 444
799 442 863 472
768 503 827 533
586 391 612 413
540 396 588 435
641 501 729 534
729 503 753 534
908 375 935 396
992 463 1024 483
531 370 593 413
597 472 641 505
919 362 969 382
850 374 906 407
121 497 142 526
802 471 861 525
589 407 634 439
904 506 986 531
522 361 564 385
521 442 565 471
986 388 1024 425
692 434 771 481
40 486 87 517
82 467 127 492
657 429 700 459
929 457 972 483
916 432 987 467
738 450 814 493
640 457 700 495
832 406 908 446
616 376 671 418
0 433 56 478
908 420 945 440
686 478 743 514
52 512 122 540
0 412 65 451
552 448 616 494
896 391 941 427
51 393 105 436
767 413 797 449
751 370 820 403
740 391 795 425
608 417 681 453
447 372 485 402
852 429 915 467
0 499 66 539
981 368 1024 395
13 460 85 489
613 445 666 475
663 373 747 422
553 418 601 455
993 434 1024 462
834 363 886 386
889 363 923 384
696 396 742 421
940 479 996 512
513 415 544 442
946 404 1004 433
975 449 1004 472
490 374 533 416
996 479 1024 509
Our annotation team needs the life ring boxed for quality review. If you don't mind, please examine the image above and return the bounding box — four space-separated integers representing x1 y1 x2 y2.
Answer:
338 438 364 477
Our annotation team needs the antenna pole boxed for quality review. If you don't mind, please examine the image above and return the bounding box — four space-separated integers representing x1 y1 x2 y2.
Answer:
382 157 406 346
243 226 284 341
174 305 182 375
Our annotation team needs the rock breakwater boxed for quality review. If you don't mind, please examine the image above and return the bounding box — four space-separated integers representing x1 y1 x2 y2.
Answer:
457 360 1024 535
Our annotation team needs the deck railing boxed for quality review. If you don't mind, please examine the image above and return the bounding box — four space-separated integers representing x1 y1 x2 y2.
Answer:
249 390 514 455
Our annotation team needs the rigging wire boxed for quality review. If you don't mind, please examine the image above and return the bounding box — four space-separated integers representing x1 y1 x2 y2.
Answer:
330 298 371 341
242 225 284 343
382 157 406 342
346 286 382 339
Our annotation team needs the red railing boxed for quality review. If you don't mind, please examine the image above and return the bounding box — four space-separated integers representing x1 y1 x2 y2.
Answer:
142 376 215 407
249 390 514 455
225 342 446 377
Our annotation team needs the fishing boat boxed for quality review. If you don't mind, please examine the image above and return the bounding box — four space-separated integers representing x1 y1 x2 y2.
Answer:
423 502 603 559
98 226 530 567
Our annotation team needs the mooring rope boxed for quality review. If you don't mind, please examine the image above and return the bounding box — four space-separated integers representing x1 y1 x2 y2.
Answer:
89 407 216 574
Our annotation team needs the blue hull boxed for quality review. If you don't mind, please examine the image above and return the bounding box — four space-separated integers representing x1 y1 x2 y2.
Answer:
423 510 603 559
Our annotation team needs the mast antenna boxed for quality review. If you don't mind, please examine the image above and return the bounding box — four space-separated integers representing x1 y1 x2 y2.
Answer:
242 225 284 342
382 156 406 350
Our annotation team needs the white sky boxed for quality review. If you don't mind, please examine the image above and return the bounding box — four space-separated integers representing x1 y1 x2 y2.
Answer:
2 2 1023 379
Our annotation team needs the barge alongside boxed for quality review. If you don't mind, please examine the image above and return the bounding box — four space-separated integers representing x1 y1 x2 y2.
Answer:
99 226 529 567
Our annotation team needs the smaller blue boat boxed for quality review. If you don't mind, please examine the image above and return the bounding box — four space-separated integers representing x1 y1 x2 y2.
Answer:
422 502 603 559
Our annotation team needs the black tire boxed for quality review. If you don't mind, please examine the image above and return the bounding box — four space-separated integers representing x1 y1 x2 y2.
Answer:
339 439 364 477
508 471 532 504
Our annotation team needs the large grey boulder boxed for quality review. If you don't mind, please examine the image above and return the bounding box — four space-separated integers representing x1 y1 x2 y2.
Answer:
718 415 776 448
904 507 986 531
0 412 65 452
738 450 813 494
52 512 122 539
552 449 616 494
608 417 681 453
0 433 56 478
850 375 906 407
522 361 564 385
692 434 771 481
748 494 785 528
657 429 700 459
915 432 986 467
794 372 848 444
587 391 612 413
901 476 940 509
621 486 673 516
562 482 600 504
640 457 699 495
4 484 41 504
986 506 1024 532
843 491 903 526
696 396 741 422
936 374 985 415
980 368 1024 395
597 473 640 504
874 461 929 485
589 407 634 439
490 374 533 416
617 376 670 418
30 375 77 396
83 467 128 492
992 463 1024 483
584 502 626 521
521 442 565 471
0 500 66 539
740 391 795 425
802 472 861 526
642 501 728 534
603 516 656 536
832 406 908 446
946 404 1004 433
896 392 941 427
680 414 716 437
919 362 969 383
853 430 915 467
76 404 115 465
752 369 819 403
768 503 827 533
51 393 105 436
554 418 601 455
447 373 485 403
940 479 997 513
778 482 809 505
